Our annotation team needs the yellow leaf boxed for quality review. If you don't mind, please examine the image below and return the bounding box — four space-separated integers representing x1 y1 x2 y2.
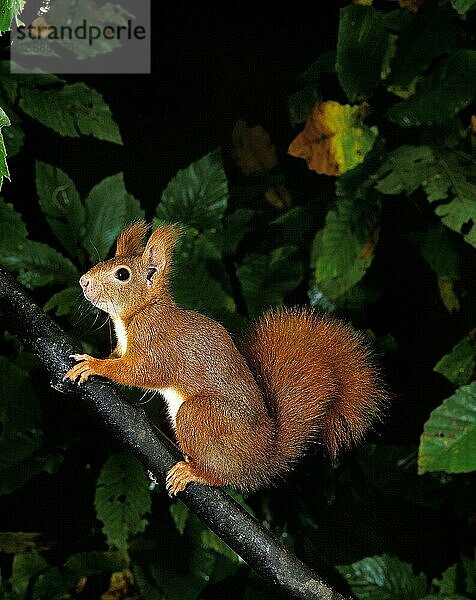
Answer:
0 532 48 553
27 17 54 38
232 120 278 174
264 184 292 210
398 0 424 12
232 120 292 209
288 101 377 176
438 276 460 313
101 569 139 600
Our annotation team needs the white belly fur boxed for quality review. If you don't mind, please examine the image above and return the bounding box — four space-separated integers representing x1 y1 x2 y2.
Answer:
160 387 185 426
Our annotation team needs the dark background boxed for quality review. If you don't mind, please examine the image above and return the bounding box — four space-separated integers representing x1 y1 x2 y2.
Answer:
10 2 345 210
9 0 470 446
1 0 475 592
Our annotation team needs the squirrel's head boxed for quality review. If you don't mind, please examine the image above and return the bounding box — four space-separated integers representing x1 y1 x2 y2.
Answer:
79 221 181 318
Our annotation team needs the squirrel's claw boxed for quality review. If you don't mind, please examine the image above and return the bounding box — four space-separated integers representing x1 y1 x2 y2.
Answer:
166 461 198 496
63 354 96 384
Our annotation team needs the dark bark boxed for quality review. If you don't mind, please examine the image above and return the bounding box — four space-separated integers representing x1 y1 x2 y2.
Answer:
0 268 349 600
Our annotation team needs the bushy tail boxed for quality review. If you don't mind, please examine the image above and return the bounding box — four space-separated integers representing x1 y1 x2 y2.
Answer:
240 307 387 466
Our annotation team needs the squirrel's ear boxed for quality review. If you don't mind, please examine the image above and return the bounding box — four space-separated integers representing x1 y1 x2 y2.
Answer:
141 224 182 272
115 221 151 257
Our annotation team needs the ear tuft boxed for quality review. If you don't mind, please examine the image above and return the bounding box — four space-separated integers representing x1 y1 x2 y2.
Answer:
115 221 151 257
141 223 183 272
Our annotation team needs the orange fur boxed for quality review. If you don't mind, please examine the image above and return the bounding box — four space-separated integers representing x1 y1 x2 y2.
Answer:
241 308 387 466
115 220 151 257
65 222 388 495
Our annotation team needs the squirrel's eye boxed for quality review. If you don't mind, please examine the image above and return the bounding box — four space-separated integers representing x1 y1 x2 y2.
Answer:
115 268 131 281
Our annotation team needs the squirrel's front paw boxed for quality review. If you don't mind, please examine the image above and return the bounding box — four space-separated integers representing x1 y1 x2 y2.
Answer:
63 354 98 385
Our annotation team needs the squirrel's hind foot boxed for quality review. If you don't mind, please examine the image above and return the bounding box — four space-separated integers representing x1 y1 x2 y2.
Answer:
165 460 225 496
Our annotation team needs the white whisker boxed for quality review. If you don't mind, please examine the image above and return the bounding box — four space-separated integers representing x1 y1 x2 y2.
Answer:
135 389 159 406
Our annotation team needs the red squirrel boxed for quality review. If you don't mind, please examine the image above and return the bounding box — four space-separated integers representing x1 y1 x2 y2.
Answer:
64 221 387 495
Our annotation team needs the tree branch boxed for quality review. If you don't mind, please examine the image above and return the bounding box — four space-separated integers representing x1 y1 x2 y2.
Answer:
0 269 349 600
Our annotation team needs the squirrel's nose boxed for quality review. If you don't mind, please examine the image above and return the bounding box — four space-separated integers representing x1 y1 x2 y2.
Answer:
79 275 90 290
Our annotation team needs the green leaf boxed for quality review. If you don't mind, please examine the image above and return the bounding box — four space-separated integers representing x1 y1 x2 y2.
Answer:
0 357 43 471
288 85 321 127
451 0 476 15
157 149 229 229
225 489 256 517
149 524 218 600
237 247 302 317
123 189 145 225
380 34 397 82
221 208 253 256
169 227 241 330
311 278 382 316
358 445 444 509
434 335 476 387
200 529 240 565
3 119 24 159
375 147 476 248
0 198 78 288
131 564 164 600
418 383 476 474
0 451 63 496
311 198 378 301
0 83 24 157
31 566 70 600
45 0 133 60
298 50 336 83
336 137 385 201
337 554 427 599
63 551 128 589
336 5 390 101
172 259 238 328
419 595 468 599
411 223 460 280
433 564 460 595
461 554 476 594
429 151 476 249
6 62 62 85
170 502 190 535
0 198 27 251
387 7 457 88
382 9 414 34
19 82 122 144
83 172 144 261
95 451 151 550
11 553 48 596
374 145 434 196
150 559 213 600
0 62 19 103
387 50 476 127
0 107 11 190
1 240 78 289
0 533 45 554
35 162 85 258
0 0 25 33
10 36 61 59
410 222 461 312
270 206 310 245
44 287 81 317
